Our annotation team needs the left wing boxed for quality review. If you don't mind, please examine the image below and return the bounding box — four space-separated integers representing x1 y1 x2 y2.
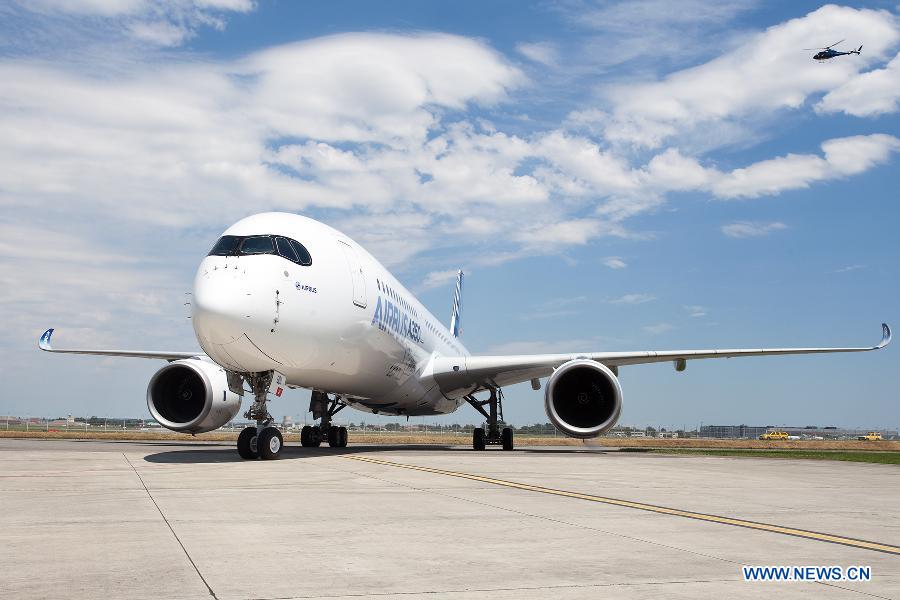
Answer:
426 323 891 397
38 328 203 361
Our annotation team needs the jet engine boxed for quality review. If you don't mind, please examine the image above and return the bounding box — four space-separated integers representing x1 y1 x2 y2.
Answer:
544 359 622 438
147 359 242 434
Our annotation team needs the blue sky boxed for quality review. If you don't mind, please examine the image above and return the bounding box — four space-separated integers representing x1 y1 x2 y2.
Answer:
2 1 898 429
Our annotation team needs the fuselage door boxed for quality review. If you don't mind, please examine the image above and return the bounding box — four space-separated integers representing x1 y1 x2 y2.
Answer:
338 240 367 308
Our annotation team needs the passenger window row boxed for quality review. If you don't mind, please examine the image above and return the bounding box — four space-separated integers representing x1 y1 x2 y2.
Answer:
208 235 312 266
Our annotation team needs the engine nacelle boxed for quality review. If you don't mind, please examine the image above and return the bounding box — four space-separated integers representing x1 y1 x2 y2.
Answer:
147 359 242 434
544 359 623 438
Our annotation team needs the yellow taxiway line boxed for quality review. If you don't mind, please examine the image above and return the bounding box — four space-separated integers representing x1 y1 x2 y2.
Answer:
343 455 900 556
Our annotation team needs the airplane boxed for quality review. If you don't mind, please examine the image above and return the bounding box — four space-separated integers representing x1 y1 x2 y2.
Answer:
38 212 892 459
804 40 862 61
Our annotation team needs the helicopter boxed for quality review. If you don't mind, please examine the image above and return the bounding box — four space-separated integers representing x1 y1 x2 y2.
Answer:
804 39 862 61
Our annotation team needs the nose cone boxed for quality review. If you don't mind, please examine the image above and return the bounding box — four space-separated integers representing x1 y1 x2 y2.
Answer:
192 264 248 346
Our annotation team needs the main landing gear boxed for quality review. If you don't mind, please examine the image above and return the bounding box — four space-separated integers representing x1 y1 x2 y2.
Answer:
237 372 284 460
466 388 513 451
300 391 349 448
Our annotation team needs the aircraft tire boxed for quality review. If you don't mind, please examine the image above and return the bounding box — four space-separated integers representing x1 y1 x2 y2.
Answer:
473 427 486 451
300 425 314 447
258 427 283 460
237 427 258 459
501 427 514 451
338 426 349 447
327 426 340 447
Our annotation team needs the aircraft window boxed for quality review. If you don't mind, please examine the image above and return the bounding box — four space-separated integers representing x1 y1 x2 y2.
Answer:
208 235 241 256
275 237 299 262
240 236 275 255
289 239 312 266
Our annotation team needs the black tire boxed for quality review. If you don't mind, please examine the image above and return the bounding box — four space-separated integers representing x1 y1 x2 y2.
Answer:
473 427 486 451
300 425 314 447
258 427 283 460
327 426 340 447
338 426 349 448
237 427 258 459
501 427 514 451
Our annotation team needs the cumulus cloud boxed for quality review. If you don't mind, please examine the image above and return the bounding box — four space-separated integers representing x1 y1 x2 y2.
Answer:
593 5 900 148
711 134 900 198
603 256 627 269
817 53 900 117
721 221 787 238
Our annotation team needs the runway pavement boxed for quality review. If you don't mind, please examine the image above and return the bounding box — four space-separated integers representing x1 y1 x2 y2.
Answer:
1 438 898 599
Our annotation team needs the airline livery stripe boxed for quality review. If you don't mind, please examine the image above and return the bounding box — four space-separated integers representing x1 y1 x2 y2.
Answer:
343 455 900 556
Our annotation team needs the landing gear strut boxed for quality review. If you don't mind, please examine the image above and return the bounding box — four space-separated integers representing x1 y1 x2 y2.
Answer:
237 371 283 460
466 388 513 451
300 391 348 448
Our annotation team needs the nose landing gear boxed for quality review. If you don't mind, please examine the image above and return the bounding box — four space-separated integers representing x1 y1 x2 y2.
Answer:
300 391 349 448
237 371 284 460
466 388 514 451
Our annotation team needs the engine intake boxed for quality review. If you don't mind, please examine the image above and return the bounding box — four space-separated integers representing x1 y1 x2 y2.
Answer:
544 359 622 438
147 359 242 434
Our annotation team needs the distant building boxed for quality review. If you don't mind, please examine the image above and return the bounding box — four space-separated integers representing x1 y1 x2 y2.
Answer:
701 424 898 440
701 425 769 439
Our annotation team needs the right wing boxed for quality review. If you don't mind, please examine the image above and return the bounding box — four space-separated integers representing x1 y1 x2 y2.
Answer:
426 323 891 397
38 328 203 361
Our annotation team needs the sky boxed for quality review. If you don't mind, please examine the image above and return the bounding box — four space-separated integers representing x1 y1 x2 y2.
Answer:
1 0 898 430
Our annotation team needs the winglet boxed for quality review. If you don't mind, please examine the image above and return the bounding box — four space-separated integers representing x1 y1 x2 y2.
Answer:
876 323 891 349
39 328 54 351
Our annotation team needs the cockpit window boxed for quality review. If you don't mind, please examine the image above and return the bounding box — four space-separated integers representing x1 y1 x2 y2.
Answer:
275 237 298 262
208 235 241 256
289 239 312 266
207 234 312 266
239 236 275 255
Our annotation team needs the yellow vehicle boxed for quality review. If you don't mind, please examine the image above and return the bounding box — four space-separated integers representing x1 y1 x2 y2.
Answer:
857 432 883 441
759 431 789 440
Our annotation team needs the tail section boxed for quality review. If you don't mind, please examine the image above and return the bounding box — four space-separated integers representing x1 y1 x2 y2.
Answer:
854 45 862 54
449 270 463 338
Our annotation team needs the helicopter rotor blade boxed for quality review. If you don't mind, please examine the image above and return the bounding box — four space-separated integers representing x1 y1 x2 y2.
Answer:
826 39 845 49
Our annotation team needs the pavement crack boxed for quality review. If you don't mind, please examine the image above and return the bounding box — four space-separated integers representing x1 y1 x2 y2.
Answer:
122 453 219 600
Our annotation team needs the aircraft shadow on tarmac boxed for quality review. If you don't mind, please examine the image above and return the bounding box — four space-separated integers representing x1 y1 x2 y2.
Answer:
142 443 612 463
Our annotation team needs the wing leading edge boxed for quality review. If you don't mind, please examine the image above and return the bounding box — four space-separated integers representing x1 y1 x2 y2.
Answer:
38 328 203 361
427 323 891 397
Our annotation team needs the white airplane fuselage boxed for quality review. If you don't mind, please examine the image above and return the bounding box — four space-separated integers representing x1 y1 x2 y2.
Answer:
192 212 467 417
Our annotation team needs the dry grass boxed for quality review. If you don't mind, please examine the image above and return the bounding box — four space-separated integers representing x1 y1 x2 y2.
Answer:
2 429 898 451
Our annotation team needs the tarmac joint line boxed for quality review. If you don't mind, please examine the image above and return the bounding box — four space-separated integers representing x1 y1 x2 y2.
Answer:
342 454 900 556
122 453 219 600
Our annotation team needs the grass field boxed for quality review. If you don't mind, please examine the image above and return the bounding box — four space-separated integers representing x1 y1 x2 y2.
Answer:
629 448 900 465
2 429 899 455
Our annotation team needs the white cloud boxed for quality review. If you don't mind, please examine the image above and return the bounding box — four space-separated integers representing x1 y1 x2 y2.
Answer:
596 5 900 148
817 53 900 117
603 256 627 269
721 221 787 238
831 264 866 274
684 305 707 318
711 134 900 198
610 293 655 305
20 0 255 46
643 323 673 334
421 269 462 291
516 41 559 66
